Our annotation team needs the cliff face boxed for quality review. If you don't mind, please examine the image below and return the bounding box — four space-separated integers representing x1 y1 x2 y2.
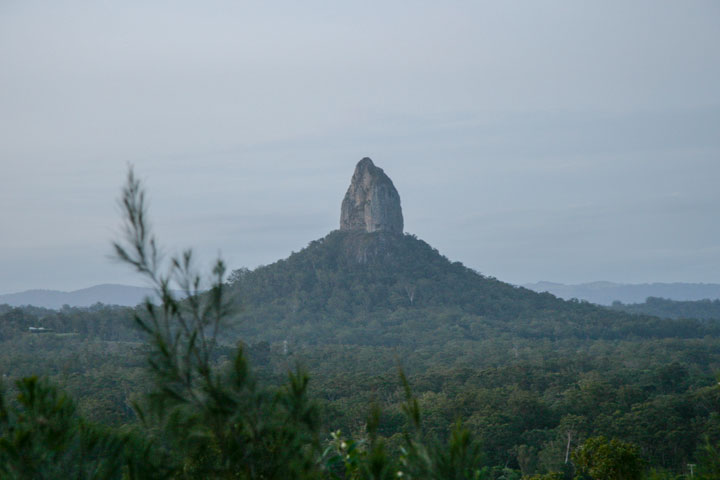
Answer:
340 158 404 234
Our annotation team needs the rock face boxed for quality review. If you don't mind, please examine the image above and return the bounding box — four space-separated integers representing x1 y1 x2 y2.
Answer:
340 158 404 234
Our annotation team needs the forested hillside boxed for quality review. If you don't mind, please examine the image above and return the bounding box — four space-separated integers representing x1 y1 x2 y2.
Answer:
219 230 720 474
228 230 720 346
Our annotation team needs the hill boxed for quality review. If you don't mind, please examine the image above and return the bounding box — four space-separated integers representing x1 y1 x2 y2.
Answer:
227 230 719 352
221 222 720 471
0 283 158 309
523 280 720 305
225 157 719 363
610 296 720 320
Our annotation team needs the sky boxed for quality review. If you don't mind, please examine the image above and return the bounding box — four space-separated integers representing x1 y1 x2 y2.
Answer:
1 1 719 293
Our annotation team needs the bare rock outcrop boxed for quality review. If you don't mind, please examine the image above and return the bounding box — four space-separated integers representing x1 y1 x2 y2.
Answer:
340 158 404 234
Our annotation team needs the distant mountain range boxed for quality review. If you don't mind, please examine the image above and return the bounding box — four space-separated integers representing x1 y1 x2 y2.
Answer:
0 284 157 309
523 281 720 305
4 280 719 310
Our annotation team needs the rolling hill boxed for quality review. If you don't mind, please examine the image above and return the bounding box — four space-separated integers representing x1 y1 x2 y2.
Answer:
0 283 157 309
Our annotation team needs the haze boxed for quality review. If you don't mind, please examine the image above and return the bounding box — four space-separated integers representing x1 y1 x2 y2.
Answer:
1 1 719 293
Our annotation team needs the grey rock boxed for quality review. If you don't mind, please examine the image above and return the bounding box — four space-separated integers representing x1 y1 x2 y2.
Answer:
340 158 404 234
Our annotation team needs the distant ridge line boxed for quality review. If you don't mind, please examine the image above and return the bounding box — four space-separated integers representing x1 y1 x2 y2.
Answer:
523 281 720 305
6 280 719 309
0 283 159 309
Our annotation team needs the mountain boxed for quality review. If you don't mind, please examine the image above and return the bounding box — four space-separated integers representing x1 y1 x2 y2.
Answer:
523 281 720 305
226 159 717 350
0 284 157 309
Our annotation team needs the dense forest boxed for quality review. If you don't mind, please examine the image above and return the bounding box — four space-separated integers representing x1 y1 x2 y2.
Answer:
1 172 720 478
611 296 720 321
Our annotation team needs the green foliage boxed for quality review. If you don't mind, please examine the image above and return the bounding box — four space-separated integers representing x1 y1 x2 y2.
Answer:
0 375 139 479
111 169 325 478
398 372 485 480
0 303 140 342
523 473 564 480
572 436 644 480
322 405 396 480
611 297 720 321
697 438 720 479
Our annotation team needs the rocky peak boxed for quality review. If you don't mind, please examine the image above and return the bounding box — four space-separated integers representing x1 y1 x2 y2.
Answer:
340 158 404 234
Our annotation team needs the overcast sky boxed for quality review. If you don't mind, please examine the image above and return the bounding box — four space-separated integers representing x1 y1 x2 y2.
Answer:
1 1 719 293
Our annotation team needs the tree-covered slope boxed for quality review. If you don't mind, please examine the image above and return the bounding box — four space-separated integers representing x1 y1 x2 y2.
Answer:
610 296 720 321
221 230 720 472
226 230 719 347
